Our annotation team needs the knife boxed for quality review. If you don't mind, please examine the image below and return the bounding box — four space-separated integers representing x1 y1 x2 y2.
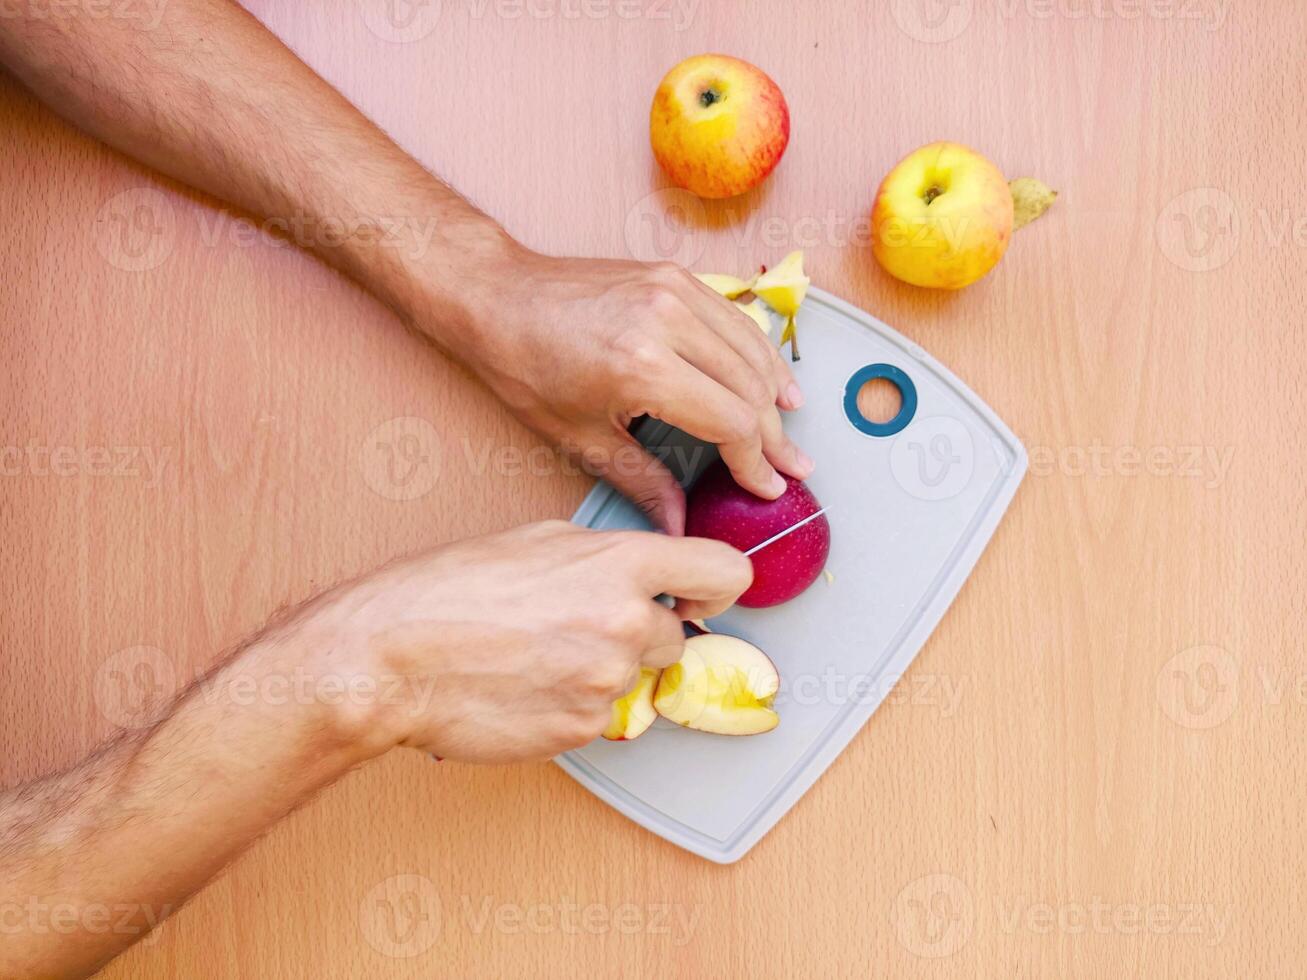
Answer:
652 506 831 612
743 507 830 556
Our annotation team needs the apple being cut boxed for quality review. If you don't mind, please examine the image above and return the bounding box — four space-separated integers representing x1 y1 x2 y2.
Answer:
650 54 790 200
602 667 660 741
653 633 779 735
685 460 830 608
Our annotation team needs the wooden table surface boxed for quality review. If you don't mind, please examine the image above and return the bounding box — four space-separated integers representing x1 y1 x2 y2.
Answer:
2 1 1304 975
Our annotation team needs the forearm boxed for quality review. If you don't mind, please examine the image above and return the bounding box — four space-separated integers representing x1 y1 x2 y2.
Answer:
0 625 384 978
0 0 513 335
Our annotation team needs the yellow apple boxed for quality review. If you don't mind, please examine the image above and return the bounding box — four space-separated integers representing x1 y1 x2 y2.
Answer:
602 667 659 741
650 54 789 200
871 141 1014 289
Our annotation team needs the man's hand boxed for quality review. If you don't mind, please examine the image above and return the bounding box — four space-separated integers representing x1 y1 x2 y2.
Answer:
304 521 752 762
0 0 814 532
426 250 812 534
0 524 751 974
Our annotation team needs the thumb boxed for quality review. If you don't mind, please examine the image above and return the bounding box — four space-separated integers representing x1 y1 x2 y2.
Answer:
573 426 686 535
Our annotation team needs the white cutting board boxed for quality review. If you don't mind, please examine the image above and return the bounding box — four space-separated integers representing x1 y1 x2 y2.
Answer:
559 286 1026 863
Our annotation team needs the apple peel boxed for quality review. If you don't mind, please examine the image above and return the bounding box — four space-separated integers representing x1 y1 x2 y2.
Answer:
752 250 810 361
1009 177 1057 231
695 272 758 299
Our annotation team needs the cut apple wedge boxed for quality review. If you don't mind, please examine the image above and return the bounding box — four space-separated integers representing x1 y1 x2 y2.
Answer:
752 250 809 317
653 634 779 735
602 667 660 741
734 298 773 335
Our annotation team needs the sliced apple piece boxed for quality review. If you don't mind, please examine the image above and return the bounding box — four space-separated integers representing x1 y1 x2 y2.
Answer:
752 250 810 360
602 667 660 741
735 298 773 335
695 271 758 299
654 634 779 735
752 250 809 316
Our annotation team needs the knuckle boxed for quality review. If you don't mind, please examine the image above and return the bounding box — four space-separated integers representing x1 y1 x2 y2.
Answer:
739 375 773 410
613 330 664 376
603 530 650 564
646 287 684 320
649 260 683 283
725 408 760 444
608 600 650 640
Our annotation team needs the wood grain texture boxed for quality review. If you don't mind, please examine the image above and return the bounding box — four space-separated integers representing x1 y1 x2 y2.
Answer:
2 0 1304 975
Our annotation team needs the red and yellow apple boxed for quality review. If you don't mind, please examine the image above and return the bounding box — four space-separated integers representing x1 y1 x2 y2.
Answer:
871 141 1014 290
653 633 779 735
602 667 660 741
685 460 830 608
650 54 789 199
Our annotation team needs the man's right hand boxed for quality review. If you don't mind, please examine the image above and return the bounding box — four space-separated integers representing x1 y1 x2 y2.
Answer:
295 521 753 764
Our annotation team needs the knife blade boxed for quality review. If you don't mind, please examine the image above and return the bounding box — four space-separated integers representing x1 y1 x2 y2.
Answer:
743 507 830 557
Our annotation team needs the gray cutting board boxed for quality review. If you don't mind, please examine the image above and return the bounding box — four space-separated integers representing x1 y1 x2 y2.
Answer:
558 286 1026 863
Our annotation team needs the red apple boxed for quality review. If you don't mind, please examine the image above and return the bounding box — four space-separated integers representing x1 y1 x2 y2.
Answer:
685 460 830 608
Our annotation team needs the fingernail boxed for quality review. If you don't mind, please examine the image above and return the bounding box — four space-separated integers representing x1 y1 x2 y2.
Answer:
784 382 805 409
768 471 787 497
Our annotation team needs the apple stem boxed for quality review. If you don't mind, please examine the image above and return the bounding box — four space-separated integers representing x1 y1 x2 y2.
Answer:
786 316 801 361
924 185 943 205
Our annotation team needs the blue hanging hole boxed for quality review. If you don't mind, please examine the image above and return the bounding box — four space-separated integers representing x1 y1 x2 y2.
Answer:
843 364 917 437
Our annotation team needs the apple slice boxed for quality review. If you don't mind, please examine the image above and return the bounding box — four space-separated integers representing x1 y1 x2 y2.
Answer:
653 634 779 735
602 667 660 741
752 250 809 316
734 298 773 335
752 250 810 360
